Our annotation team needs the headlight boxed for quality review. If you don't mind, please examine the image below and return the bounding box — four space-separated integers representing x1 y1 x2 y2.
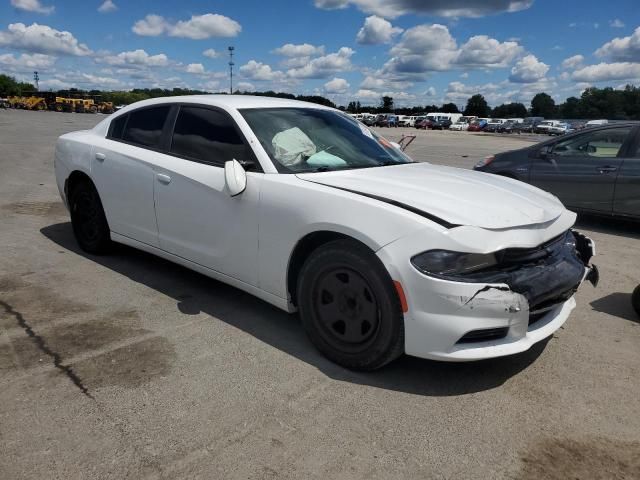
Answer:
411 250 498 276
474 155 495 168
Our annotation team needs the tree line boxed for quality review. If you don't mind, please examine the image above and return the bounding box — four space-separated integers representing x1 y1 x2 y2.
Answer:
2 73 639 120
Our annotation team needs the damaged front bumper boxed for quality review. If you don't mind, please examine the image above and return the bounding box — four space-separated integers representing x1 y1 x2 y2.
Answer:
377 226 598 362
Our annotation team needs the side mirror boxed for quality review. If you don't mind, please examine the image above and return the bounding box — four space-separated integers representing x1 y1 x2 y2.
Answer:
224 159 247 197
539 145 553 160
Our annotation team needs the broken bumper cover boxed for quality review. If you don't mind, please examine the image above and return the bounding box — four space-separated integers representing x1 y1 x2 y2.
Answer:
377 228 597 362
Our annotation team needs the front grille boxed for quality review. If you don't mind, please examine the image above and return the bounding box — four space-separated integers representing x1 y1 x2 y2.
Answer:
456 327 509 344
497 233 565 266
528 285 579 325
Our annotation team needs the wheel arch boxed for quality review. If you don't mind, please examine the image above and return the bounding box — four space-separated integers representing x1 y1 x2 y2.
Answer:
286 230 379 307
64 170 95 201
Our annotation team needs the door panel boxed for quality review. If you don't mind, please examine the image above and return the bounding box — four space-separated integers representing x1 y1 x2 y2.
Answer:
152 156 262 285
613 157 640 218
529 127 632 213
91 138 159 246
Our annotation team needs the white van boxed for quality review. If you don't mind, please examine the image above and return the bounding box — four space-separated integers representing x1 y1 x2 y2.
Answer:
585 119 608 127
426 112 463 124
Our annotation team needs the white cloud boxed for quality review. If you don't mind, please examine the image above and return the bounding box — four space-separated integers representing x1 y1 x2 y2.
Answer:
272 43 325 57
455 35 522 68
324 77 350 93
236 81 255 91
203 48 221 59
101 49 169 68
384 24 522 74
286 47 355 78
0 23 92 56
0 52 56 70
355 88 380 99
609 19 625 28
424 86 437 96
386 24 458 72
39 78 72 90
239 60 286 81
98 0 117 13
280 56 312 68
571 62 640 82
508 54 549 83
132 14 166 36
359 72 413 91
186 63 206 74
10 0 54 15
133 13 241 39
314 0 533 19
595 26 640 61
561 54 584 69
201 80 221 91
356 16 403 45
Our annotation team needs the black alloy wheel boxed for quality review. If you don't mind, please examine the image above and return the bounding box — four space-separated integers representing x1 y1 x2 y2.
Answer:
297 239 405 370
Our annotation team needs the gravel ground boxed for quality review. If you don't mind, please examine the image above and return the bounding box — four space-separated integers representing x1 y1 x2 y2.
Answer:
1 109 639 480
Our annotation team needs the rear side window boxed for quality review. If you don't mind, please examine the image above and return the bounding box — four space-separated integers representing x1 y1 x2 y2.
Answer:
108 115 127 139
170 106 249 166
122 106 171 148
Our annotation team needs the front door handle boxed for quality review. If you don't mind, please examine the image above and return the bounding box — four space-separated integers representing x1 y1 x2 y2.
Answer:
95 152 106 162
596 165 617 174
156 173 171 185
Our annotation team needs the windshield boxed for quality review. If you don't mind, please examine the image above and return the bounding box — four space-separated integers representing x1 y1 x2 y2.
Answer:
240 108 414 173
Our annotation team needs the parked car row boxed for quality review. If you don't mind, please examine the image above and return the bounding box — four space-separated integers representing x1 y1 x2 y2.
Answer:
350 111 613 137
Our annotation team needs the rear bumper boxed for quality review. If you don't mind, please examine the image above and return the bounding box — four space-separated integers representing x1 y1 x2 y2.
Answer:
377 227 597 362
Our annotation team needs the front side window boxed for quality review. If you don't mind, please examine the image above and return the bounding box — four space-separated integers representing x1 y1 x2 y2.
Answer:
170 106 249 166
240 108 413 173
553 127 631 158
122 106 171 148
108 114 127 140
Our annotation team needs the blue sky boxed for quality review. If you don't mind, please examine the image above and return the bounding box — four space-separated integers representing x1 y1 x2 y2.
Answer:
0 0 639 107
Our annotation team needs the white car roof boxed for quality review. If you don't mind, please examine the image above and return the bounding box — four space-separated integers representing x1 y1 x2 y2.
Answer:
115 94 335 114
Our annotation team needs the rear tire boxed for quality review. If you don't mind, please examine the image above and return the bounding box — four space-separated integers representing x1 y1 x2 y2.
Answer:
297 239 405 370
632 285 640 316
69 180 112 254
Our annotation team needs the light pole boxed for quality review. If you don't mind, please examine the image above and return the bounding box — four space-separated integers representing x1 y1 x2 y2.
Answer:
228 46 235 94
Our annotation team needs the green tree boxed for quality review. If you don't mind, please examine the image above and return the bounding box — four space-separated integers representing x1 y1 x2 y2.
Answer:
380 96 394 112
559 96 580 119
531 92 556 118
0 74 35 95
440 102 460 113
463 94 490 117
491 102 527 118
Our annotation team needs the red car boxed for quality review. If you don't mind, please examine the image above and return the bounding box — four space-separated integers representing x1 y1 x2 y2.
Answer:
467 121 486 132
415 118 433 129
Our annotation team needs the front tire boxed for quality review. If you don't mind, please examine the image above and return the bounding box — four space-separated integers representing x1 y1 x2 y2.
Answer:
69 180 112 254
297 240 405 370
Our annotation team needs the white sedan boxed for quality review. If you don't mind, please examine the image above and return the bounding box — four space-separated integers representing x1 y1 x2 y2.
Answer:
54 96 598 370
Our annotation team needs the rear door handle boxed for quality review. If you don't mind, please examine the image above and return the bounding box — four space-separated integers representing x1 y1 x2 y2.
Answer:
95 152 106 161
596 165 617 174
156 173 171 185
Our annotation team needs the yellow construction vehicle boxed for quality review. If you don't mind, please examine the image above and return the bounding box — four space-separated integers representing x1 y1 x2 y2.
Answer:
6 95 48 110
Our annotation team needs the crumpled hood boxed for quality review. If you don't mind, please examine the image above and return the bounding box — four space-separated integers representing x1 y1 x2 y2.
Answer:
296 163 564 229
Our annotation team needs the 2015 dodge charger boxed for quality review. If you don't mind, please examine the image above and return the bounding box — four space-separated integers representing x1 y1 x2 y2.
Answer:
54 96 598 370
